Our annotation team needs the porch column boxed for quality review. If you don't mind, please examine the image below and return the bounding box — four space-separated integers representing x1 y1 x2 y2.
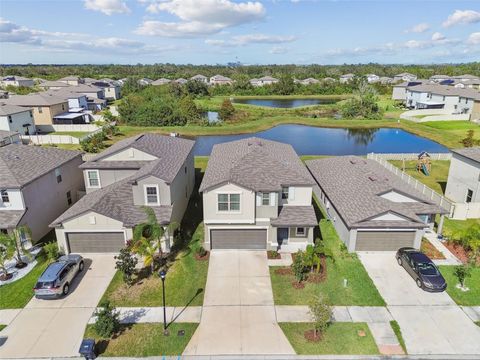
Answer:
437 215 445 236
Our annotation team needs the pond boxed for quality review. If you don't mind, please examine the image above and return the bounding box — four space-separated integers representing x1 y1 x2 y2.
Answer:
232 97 339 108
191 124 448 156
204 111 220 123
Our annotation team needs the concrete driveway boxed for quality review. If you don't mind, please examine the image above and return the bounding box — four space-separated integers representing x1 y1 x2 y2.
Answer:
0 255 116 358
184 250 294 356
359 252 480 355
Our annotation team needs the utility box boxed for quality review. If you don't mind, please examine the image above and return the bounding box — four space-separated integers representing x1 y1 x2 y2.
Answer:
79 338 96 360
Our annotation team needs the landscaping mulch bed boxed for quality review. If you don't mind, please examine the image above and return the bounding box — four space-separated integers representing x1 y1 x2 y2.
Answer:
307 257 327 283
421 239 445 260
195 252 210 261
267 251 281 259
304 330 321 342
444 242 480 265
292 281 305 289
275 267 292 275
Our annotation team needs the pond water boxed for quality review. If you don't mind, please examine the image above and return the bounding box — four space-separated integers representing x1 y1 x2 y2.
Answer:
191 124 448 156
205 111 220 123
232 98 339 108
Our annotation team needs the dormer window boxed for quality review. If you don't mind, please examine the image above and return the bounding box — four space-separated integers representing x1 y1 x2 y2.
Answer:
145 185 159 205
1 190 9 204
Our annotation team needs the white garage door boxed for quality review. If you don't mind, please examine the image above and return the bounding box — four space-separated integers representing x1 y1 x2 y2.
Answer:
210 229 267 250
66 232 125 253
355 231 416 251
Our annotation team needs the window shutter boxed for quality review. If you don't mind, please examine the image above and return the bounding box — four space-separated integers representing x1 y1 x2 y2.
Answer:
288 187 295 200
270 192 275 206
256 193 262 206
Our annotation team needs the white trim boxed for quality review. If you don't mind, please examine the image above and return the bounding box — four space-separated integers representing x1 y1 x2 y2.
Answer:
86 169 101 188
205 220 255 224
356 228 419 232
144 184 160 206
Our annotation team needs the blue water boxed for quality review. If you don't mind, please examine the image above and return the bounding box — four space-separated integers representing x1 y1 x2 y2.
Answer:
232 98 338 108
191 124 448 156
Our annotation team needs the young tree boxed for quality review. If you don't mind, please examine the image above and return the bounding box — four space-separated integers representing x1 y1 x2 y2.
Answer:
291 250 307 283
341 81 383 120
453 264 471 289
94 301 120 338
308 295 332 338
304 245 321 273
185 80 209 97
115 247 138 285
0 239 15 280
218 99 235 121
178 95 201 123
0 225 32 268
460 130 480 148
274 74 295 95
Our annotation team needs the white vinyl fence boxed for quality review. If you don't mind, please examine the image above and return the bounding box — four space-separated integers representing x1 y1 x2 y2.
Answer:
368 153 452 161
21 134 80 145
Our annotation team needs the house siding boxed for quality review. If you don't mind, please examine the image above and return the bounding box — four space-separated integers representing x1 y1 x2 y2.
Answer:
445 153 480 203
84 169 137 193
0 110 35 134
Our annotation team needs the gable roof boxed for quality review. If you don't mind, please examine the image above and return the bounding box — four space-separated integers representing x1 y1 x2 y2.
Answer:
0 144 82 188
451 147 480 164
306 156 448 229
0 104 31 116
407 84 480 100
2 93 67 106
199 137 315 192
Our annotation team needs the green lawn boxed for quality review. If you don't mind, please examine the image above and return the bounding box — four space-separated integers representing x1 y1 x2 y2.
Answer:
441 217 480 238
390 320 407 354
279 322 379 355
0 325 6 332
270 199 385 306
0 253 49 309
389 160 450 195
439 265 480 306
84 323 198 357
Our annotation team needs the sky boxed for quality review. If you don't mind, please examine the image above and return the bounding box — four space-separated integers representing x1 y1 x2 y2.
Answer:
0 0 479 65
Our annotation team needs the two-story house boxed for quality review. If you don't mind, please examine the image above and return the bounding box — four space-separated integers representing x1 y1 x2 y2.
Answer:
1 76 34 88
0 144 84 243
0 104 35 135
199 138 317 251
51 134 195 254
209 75 233 86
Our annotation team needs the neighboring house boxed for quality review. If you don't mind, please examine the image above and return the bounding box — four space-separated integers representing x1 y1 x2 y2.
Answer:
138 78 153 86
323 77 336 83
39 80 72 90
175 78 188 85
0 130 21 147
0 144 84 243
69 84 105 99
306 156 448 252
209 75 233 85
339 74 355 83
430 75 451 83
391 81 424 101
87 80 121 100
452 74 480 82
299 78 320 85
453 79 480 90
366 74 380 83
2 93 69 131
48 89 89 111
152 78 171 86
0 104 35 135
393 72 417 82
190 74 208 84
1 76 34 88
51 134 195 254
249 78 259 86
199 137 318 251
379 76 393 84
253 76 279 86
58 76 84 86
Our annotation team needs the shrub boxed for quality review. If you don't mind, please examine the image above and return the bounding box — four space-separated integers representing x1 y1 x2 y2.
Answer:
218 99 235 121
340 82 383 120
43 242 60 263
114 247 138 286
291 250 307 283
196 246 207 257
309 295 332 338
80 132 107 153
460 130 480 148
94 301 120 338
453 264 472 288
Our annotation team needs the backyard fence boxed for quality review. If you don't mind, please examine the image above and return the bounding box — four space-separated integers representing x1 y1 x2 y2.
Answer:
21 134 80 145
367 153 452 161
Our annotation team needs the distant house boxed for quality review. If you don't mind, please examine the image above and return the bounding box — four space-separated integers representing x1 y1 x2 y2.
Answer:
89 80 121 100
0 130 21 147
429 75 451 83
391 80 424 101
58 76 85 86
366 74 380 83
379 76 393 84
254 76 279 86
190 74 208 84
339 74 355 84
249 78 259 86
0 105 35 135
453 79 480 90
0 144 84 243
209 75 233 86
299 78 320 85
138 78 153 86
307 156 448 251
1 76 34 88
323 77 336 83
152 78 171 86
39 80 72 91
452 74 480 82
67 84 107 111
47 89 89 111
393 73 417 82
174 78 188 85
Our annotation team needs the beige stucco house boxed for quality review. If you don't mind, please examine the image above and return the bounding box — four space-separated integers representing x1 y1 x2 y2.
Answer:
0 144 84 243
199 137 317 251
51 134 195 254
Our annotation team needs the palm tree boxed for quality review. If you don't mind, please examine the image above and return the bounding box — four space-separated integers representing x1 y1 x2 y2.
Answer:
0 238 16 280
0 225 32 268
132 236 159 275
315 241 335 265
304 245 321 273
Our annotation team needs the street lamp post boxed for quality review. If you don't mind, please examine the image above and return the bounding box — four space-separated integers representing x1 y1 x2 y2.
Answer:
159 270 169 336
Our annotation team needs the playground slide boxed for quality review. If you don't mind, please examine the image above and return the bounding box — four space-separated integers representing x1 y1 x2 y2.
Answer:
421 163 430 176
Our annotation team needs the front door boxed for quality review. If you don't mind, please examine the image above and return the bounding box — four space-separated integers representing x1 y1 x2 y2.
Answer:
277 228 289 247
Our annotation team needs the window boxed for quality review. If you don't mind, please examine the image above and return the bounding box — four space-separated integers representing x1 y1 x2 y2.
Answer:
55 168 62 183
38 107 43 113
217 193 240 212
185 166 187 174
145 186 159 205
282 187 289 199
296 227 306 236
466 189 474 203
262 192 270 206
1 190 9 203
8 116 12 123
87 170 100 187
66 191 72 205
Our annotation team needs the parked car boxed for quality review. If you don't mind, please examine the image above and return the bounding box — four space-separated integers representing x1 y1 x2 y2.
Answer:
34 255 84 298
396 247 446 292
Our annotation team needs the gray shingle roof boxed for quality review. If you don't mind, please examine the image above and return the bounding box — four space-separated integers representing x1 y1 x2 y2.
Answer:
451 147 480 164
85 134 195 183
0 104 31 116
79 160 149 169
3 93 67 106
199 137 315 192
0 130 19 139
407 84 480 100
50 177 172 228
0 144 82 188
306 156 448 229
271 206 317 227
0 210 26 228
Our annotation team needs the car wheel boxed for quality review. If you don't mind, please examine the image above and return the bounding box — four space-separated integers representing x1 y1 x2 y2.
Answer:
63 283 70 296
79 261 84 272
397 257 402 266
416 279 423 288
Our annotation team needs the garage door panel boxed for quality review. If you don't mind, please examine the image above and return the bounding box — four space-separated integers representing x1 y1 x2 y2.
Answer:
355 231 415 251
67 232 125 253
211 229 266 250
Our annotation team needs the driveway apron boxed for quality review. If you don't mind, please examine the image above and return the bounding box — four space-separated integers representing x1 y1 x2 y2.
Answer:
0 255 116 358
184 250 294 355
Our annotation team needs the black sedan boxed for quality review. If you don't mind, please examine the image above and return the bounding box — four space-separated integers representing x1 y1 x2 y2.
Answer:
396 247 447 292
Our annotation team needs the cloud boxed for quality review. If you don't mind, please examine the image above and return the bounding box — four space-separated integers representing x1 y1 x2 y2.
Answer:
431 32 446 41
405 23 430 33
442 9 480 27
136 0 265 37
467 32 480 45
269 46 288 54
84 0 130 15
205 33 296 47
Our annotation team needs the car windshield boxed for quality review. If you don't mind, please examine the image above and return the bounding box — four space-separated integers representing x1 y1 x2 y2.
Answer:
417 262 438 276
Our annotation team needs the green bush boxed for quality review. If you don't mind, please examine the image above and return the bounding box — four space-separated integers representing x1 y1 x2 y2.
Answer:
309 295 332 337
291 250 307 283
453 264 472 288
114 248 138 286
94 301 120 338
340 82 383 120
80 131 107 153
218 99 235 121
195 246 207 257
43 242 60 263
